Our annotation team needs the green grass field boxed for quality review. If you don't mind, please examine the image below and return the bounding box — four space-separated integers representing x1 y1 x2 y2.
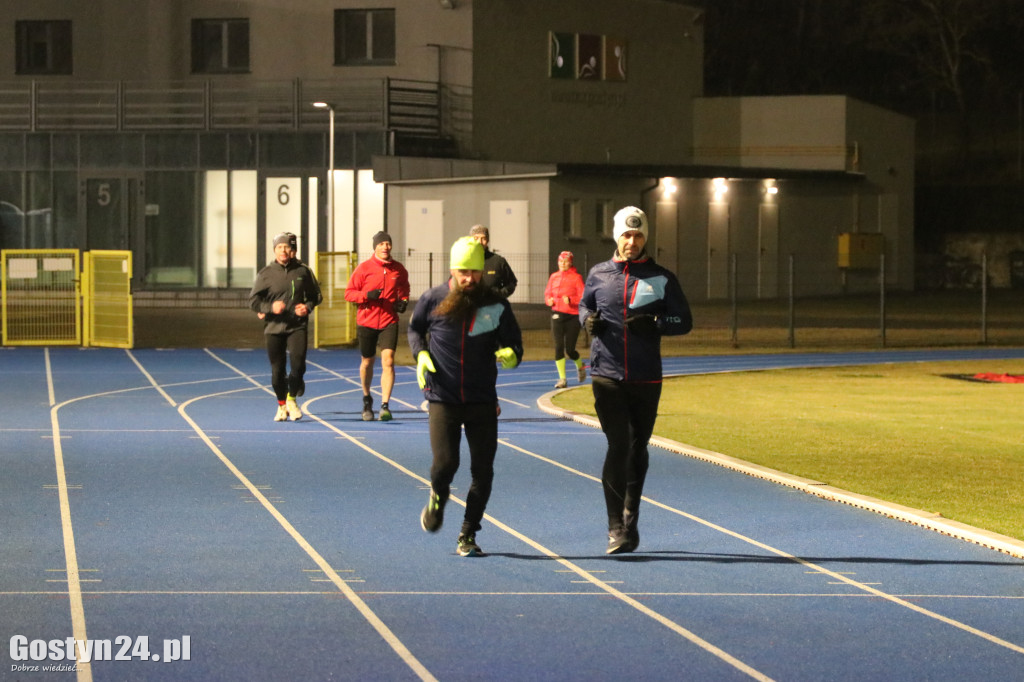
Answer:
551 360 1024 542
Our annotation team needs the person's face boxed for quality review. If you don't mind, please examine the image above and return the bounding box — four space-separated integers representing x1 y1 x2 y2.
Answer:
616 230 646 261
451 268 482 290
557 256 572 271
374 240 392 261
275 242 294 265
471 233 489 249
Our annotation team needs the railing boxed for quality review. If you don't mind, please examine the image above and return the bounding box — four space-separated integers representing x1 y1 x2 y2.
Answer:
0 77 449 139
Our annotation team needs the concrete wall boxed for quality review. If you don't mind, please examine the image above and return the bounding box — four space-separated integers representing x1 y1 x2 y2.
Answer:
1 0 472 83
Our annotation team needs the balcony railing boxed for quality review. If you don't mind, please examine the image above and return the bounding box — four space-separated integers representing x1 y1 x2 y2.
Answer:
0 77 451 138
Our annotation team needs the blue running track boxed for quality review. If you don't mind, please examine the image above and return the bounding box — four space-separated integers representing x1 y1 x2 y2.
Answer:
1 346 1023 681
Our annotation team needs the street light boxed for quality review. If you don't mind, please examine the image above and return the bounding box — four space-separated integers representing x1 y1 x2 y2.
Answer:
312 101 335 251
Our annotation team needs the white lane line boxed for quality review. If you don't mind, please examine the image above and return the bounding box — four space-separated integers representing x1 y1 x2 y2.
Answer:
44 348 93 682
189 352 438 682
498 436 1024 656
6 589 1023 599
285 404 774 680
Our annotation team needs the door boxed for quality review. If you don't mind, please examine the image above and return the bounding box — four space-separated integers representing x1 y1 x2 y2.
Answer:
488 200 529 302
758 202 779 298
707 201 730 299
80 173 145 286
404 200 445 294
655 200 679 274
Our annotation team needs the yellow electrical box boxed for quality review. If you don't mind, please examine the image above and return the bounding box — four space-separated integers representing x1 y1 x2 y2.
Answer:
838 232 884 269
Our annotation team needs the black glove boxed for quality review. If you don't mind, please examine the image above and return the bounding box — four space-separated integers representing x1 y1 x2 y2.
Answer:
393 299 408 313
625 314 659 337
366 288 382 300
584 312 607 336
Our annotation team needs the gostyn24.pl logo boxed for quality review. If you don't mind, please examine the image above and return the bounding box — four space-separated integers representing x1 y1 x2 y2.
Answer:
9 635 191 666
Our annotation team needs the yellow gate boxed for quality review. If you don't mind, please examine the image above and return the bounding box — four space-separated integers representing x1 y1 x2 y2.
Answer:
83 250 133 348
1 249 81 346
314 251 359 348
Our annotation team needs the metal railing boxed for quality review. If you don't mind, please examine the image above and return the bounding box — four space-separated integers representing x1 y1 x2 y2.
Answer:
0 77 450 139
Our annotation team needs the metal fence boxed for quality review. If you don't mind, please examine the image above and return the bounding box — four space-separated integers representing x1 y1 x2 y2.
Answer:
676 251 1024 350
394 249 1024 350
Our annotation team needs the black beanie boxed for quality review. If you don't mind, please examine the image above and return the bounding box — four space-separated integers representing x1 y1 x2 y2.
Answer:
372 231 392 248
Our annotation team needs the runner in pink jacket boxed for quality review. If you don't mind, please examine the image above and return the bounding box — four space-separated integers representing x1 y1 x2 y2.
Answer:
544 251 586 388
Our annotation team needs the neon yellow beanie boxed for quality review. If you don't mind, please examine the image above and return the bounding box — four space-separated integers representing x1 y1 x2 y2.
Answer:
450 236 485 270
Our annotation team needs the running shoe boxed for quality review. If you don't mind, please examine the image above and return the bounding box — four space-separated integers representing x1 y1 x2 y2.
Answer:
457 534 483 557
606 527 634 555
554 378 568 389
362 395 374 421
420 491 445 533
286 399 302 421
274 405 288 422
379 403 393 422
577 364 587 383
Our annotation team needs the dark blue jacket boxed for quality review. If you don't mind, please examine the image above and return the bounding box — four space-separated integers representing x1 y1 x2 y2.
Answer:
579 253 692 382
408 281 523 404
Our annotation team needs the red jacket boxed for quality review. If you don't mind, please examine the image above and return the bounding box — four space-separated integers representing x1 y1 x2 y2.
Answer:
344 255 410 330
544 266 584 315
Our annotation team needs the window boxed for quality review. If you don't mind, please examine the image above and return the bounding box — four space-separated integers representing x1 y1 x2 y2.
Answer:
596 200 615 239
334 9 396 65
15 20 72 75
191 18 250 73
563 199 582 239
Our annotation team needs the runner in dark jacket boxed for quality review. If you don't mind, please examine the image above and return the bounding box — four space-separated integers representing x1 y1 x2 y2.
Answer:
579 206 692 554
409 236 523 557
470 224 518 299
248 232 322 422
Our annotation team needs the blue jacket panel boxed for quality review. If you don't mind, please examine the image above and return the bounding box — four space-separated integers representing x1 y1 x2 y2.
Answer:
407 281 523 404
579 254 692 382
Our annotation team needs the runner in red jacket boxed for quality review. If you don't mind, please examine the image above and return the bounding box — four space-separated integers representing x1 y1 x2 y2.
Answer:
344 231 410 421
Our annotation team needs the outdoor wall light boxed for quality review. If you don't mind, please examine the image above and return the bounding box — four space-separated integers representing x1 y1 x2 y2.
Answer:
712 177 729 200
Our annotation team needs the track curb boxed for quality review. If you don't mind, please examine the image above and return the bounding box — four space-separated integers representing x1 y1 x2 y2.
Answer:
537 390 1024 560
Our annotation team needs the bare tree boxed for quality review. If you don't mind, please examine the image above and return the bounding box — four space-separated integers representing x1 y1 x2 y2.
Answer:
860 0 999 166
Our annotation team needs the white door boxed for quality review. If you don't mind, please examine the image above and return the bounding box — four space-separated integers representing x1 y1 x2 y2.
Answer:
707 201 730 299
758 203 779 298
405 200 445 295
655 200 679 274
489 200 529 302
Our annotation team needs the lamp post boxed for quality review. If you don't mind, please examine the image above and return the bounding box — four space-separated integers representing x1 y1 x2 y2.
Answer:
312 101 335 251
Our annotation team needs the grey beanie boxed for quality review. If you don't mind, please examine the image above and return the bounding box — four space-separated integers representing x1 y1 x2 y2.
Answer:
273 232 297 250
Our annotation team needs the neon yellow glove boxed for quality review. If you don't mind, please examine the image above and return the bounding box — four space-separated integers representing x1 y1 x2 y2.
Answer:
495 347 519 369
416 351 436 389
